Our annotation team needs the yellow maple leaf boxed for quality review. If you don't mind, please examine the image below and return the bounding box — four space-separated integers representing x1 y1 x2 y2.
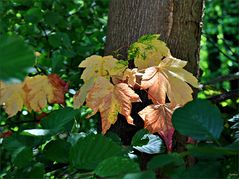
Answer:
141 56 199 106
74 77 141 134
129 34 171 69
73 78 95 108
0 81 25 117
79 55 121 82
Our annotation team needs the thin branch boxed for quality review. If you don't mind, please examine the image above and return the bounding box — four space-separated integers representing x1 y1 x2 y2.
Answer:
208 89 239 103
204 72 239 85
203 31 239 59
202 33 238 62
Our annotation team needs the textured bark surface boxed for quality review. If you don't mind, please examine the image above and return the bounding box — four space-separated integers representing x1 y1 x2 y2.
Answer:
105 0 204 153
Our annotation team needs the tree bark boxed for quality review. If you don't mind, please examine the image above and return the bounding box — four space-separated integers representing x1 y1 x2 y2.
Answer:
105 0 204 152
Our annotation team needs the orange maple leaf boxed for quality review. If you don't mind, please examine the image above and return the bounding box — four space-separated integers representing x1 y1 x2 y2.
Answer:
141 56 198 105
138 103 176 151
74 77 141 134
23 74 68 112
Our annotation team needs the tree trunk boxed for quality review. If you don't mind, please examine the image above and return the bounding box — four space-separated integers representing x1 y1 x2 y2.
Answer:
105 0 204 152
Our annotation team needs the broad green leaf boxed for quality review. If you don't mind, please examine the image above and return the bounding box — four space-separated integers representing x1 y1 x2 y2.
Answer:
12 146 33 168
147 153 184 170
0 35 35 80
41 107 80 132
180 161 221 178
131 129 149 147
70 134 124 169
172 99 223 141
186 144 239 157
123 171 156 179
43 139 71 163
94 156 140 177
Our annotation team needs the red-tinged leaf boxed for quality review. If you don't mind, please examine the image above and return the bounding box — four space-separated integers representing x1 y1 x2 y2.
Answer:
0 131 13 138
138 104 175 151
84 77 141 134
23 75 67 112
48 74 68 104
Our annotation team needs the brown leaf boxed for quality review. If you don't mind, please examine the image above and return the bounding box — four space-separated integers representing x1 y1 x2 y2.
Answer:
138 103 175 151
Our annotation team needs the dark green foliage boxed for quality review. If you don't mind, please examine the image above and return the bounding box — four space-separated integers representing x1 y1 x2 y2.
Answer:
172 99 223 141
0 35 35 80
43 139 71 163
70 134 124 169
94 156 140 177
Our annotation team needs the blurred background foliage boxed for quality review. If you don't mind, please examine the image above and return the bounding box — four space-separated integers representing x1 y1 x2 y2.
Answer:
199 0 239 113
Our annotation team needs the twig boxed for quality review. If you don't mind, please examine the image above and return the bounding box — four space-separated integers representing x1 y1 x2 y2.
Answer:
208 89 239 103
202 33 238 62
204 72 239 85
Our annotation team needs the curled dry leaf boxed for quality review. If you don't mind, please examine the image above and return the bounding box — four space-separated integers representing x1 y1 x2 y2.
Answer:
0 81 25 117
138 103 176 151
74 77 141 134
141 56 199 105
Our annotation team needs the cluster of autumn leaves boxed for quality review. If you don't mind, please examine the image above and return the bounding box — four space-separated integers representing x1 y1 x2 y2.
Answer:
0 35 198 151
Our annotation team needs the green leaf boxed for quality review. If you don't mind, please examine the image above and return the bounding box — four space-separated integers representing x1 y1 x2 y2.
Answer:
94 156 140 177
70 134 124 170
15 162 45 178
186 144 239 157
24 8 43 23
123 171 156 179
43 139 71 163
133 134 165 154
180 161 221 178
172 99 223 141
131 129 149 147
147 153 184 170
41 107 80 132
12 146 33 168
0 35 35 80
45 12 62 26
21 129 51 137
